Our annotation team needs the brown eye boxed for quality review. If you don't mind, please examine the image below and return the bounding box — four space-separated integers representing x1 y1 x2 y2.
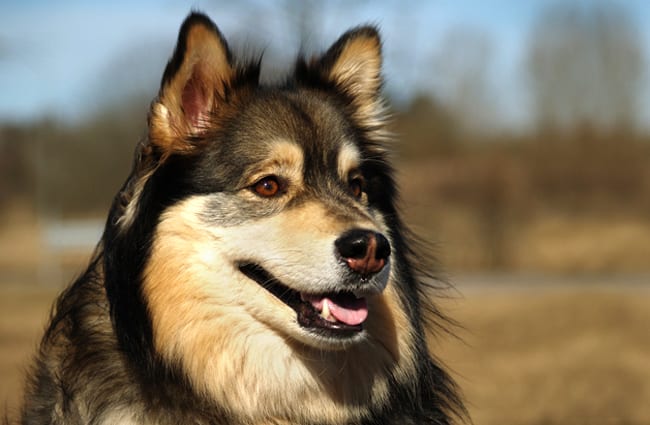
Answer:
349 177 364 200
253 176 282 197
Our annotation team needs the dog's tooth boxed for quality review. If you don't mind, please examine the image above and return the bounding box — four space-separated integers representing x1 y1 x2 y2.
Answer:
321 299 334 321
321 299 330 318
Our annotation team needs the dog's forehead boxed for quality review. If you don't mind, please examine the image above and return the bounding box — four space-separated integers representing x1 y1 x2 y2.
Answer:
233 90 356 157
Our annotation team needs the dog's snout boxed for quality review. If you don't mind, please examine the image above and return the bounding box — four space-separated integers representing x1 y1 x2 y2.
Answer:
335 229 390 276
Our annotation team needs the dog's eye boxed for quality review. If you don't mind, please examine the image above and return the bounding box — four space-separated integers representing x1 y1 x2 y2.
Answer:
253 176 282 198
349 177 364 200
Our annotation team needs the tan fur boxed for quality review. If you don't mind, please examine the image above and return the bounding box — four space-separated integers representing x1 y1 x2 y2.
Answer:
115 167 156 231
328 36 381 99
245 140 304 188
98 410 140 425
326 31 391 155
337 142 361 181
143 192 417 424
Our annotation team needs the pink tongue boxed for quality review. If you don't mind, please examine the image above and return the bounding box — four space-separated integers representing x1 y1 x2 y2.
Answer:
301 294 369 326
325 297 368 326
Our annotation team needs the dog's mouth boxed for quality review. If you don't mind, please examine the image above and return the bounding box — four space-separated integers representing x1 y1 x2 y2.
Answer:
238 263 368 337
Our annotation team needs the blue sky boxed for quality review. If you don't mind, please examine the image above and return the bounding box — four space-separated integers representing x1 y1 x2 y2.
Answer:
2 1 649 129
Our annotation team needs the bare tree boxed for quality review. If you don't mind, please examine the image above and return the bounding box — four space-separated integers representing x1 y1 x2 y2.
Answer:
527 2 644 134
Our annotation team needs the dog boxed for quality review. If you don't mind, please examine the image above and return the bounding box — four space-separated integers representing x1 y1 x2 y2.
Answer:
19 12 464 425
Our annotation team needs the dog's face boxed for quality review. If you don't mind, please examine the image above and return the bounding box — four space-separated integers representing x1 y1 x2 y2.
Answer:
149 91 396 347
109 14 416 423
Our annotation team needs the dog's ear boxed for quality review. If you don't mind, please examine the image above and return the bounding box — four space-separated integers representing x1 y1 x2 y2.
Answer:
321 26 382 101
298 26 386 135
149 13 234 155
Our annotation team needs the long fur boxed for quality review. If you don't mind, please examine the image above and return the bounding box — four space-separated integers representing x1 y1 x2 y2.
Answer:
19 12 466 425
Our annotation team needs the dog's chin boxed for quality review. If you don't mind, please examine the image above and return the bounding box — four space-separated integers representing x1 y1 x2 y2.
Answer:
237 262 377 348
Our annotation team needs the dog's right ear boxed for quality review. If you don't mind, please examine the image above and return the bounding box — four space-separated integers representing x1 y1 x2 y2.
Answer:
149 13 234 156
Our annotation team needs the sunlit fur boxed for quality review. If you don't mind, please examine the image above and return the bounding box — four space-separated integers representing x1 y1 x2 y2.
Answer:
144 196 413 423
19 11 465 425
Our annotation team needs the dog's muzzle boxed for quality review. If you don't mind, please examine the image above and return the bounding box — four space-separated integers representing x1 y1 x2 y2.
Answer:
238 228 391 338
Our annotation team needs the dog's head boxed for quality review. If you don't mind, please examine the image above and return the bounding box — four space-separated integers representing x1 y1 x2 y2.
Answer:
104 13 422 422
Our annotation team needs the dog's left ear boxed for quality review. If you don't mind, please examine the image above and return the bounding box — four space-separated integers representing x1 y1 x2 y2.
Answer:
300 26 385 134
149 13 235 156
321 26 382 101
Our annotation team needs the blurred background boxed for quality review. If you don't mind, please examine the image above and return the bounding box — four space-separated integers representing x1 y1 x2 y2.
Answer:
1 1 649 424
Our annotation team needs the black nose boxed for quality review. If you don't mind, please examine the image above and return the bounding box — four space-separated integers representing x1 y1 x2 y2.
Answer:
335 229 391 275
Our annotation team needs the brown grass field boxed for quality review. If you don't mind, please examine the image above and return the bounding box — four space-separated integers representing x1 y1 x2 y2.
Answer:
1 277 648 424
434 280 650 425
